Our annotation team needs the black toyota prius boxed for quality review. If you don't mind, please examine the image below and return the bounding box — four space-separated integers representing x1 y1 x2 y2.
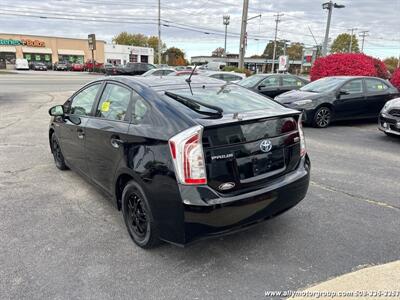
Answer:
48 75 310 248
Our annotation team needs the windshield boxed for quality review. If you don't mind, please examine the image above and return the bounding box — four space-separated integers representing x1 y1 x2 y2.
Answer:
165 84 283 114
237 75 264 88
300 77 347 93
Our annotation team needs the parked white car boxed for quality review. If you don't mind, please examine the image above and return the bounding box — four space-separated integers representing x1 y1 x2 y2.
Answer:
141 68 176 77
15 59 29 70
200 71 246 83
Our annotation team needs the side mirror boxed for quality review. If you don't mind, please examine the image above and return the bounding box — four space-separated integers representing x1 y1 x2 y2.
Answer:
339 89 350 96
258 84 266 90
49 105 64 116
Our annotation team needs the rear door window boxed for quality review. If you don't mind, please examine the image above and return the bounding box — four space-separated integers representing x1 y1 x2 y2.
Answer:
365 78 389 93
282 75 304 87
131 91 150 124
70 83 102 116
95 83 131 121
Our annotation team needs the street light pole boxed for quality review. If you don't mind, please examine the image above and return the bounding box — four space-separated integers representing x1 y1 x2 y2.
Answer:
271 13 283 73
238 0 249 69
158 0 162 65
348 28 357 52
321 1 345 56
223 15 230 60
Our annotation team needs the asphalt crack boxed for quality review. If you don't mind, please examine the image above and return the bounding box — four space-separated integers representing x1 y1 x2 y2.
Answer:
310 180 400 211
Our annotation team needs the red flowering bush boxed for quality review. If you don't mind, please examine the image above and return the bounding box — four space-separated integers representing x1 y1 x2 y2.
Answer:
310 53 387 81
390 68 400 90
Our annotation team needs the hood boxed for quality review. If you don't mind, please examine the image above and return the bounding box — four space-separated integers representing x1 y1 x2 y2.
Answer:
275 89 325 104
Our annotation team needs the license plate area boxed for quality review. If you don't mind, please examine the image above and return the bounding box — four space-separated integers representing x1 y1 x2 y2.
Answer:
237 149 285 183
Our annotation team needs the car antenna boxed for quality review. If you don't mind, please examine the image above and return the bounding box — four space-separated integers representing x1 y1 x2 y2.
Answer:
185 64 197 95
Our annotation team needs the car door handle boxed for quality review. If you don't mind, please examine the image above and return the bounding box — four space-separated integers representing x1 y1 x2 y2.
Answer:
110 137 124 148
77 128 85 139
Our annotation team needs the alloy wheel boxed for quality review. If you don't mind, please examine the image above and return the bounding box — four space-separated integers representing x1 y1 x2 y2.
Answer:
315 108 331 128
127 193 148 238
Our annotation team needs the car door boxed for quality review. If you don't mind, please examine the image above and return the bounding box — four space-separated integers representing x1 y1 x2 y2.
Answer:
58 83 103 174
333 79 366 119
364 78 392 117
256 75 281 98
281 75 306 95
84 82 132 192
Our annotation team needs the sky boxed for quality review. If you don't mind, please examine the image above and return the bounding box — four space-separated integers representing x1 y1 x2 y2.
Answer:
0 0 399 60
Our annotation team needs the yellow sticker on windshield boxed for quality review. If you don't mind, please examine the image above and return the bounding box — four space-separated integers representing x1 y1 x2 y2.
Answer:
297 81 302 86
377 85 383 90
101 101 110 112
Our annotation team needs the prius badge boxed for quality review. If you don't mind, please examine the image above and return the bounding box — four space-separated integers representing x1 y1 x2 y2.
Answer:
260 139 273 153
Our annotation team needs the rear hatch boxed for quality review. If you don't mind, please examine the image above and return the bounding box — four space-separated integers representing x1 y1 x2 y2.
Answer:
200 113 302 194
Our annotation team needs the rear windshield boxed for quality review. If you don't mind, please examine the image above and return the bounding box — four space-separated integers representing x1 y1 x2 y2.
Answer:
300 77 347 93
237 75 264 88
165 84 283 114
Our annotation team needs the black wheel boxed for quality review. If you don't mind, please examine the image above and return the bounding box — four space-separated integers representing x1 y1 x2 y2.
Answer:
122 181 160 249
313 106 332 128
51 134 68 170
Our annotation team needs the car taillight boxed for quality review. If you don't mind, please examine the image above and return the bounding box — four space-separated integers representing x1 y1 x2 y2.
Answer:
169 125 207 185
298 115 306 157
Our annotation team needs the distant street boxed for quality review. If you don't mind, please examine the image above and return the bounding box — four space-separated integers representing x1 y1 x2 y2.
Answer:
0 73 399 299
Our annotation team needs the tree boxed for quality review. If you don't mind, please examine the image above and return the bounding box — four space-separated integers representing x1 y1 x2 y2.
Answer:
112 32 148 47
384 57 399 73
310 53 385 81
262 40 285 58
330 33 360 53
390 68 400 89
164 47 186 66
147 36 167 64
286 42 304 60
212 47 225 57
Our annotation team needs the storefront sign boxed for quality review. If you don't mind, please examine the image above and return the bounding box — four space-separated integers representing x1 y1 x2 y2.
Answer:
0 39 45 47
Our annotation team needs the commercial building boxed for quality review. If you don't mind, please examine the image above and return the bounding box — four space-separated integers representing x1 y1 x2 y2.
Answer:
0 33 105 69
104 44 154 65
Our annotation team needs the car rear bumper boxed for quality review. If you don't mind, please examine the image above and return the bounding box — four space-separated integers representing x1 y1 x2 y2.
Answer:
379 113 400 136
176 155 310 245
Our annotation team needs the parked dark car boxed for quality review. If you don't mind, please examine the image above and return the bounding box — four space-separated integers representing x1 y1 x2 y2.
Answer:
116 62 156 76
32 62 47 71
54 61 70 71
238 73 309 98
48 76 310 248
275 76 400 128
379 97 400 137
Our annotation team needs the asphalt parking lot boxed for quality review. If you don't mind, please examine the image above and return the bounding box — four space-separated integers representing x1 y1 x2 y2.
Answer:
0 73 399 299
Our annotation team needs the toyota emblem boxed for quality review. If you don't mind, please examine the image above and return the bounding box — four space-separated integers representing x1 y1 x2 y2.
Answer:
260 139 273 153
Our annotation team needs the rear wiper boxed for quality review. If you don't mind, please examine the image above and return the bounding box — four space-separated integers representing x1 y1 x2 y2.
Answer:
165 91 223 117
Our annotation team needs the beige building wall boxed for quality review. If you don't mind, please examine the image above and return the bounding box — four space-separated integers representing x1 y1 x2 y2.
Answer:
0 33 105 63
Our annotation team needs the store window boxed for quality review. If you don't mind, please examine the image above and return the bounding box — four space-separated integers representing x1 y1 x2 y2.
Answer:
24 53 52 67
58 55 83 64
0 52 16 65
129 54 138 63
140 55 148 63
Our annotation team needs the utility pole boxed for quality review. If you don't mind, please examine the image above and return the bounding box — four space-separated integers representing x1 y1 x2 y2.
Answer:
238 0 249 69
348 28 357 52
398 54 400 68
358 30 369 53
322 1 345 56
158 0 162 65
223 15 230 60
271 13 283 73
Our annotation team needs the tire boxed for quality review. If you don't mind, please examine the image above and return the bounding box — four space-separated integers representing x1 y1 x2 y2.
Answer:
312 106 332 128
122 181 160 249
51 134 68 170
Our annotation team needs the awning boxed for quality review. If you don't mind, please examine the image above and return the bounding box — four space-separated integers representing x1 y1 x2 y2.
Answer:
0 46 16 53
58 49 85 56
21 47 52 54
